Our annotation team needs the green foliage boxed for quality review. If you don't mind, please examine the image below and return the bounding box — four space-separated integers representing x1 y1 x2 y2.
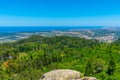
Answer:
94 72 109 80
84 58 94 76
107 56 116 75
0 35 120 79
93 58 105 74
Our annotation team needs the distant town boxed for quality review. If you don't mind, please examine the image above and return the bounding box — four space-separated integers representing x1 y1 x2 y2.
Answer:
0 27 120 43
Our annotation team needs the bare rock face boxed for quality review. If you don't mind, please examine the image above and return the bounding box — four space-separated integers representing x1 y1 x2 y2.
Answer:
40 69 83 80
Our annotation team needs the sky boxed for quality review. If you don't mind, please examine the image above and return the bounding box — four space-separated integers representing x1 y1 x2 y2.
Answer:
0 0 120 26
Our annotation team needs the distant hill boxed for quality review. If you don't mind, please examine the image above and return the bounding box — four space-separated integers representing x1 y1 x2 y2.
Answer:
1 27 120 43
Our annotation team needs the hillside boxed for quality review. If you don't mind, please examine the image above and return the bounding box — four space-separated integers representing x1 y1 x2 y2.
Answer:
1 27 120 43
0 35 120 80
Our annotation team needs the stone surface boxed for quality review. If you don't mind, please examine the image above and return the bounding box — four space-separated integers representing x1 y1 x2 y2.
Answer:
40 69 82 80
40 69 98 80
80 77 97 80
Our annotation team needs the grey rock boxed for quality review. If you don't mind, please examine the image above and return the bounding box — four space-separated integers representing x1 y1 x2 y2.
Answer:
40 69 98 80
40 69 83 80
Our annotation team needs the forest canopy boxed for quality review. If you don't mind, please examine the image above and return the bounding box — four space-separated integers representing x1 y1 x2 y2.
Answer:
0 35 120 80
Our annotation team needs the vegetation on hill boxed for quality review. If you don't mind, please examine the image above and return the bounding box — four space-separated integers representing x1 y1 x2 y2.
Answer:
0 35 120 80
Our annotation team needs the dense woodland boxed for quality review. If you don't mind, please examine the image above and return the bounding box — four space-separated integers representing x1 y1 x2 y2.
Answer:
0 35 120 80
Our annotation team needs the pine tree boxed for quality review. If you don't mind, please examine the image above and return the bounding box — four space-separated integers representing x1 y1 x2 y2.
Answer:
84 58 94 76
107 56 116 75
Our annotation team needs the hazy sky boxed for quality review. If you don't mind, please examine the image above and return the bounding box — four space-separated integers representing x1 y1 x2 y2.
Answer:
0 0 120 26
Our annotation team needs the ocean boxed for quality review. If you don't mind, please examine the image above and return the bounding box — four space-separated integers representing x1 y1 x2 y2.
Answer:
0 26 103 32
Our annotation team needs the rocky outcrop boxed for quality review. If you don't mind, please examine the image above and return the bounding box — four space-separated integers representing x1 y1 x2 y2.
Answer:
40 69 97 80
80 77 97 80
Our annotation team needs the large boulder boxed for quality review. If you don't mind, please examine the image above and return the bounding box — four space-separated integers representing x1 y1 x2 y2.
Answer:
40 69 83 80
